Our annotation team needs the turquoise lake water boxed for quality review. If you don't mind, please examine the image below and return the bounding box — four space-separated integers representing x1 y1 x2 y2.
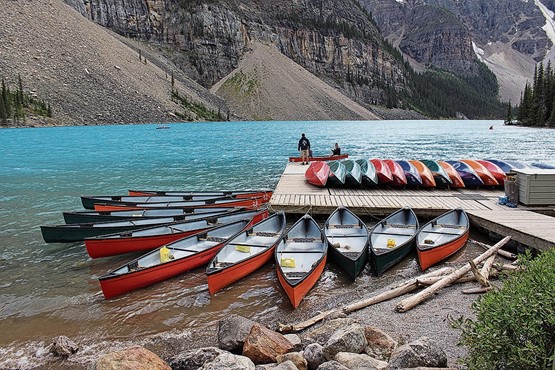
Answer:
1 119 554 368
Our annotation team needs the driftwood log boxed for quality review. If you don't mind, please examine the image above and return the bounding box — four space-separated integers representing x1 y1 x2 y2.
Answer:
276 267 454 333
470 239 516 259
395 236 511 312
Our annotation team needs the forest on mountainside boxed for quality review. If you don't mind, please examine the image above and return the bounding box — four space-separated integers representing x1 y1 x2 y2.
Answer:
516 62 555 127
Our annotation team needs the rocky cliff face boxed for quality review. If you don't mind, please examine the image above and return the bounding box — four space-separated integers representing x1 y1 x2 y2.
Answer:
65 0 410 108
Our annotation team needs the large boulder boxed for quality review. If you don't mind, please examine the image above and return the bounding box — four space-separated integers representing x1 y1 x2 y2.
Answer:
316 360 349 370
168 347 227 370
387 337 448 369
95 345 170 370
364 326 397 361
218 314 258 352
334 352 388 370
243 323 294 364
301 318 359 346
276 351 307 370
321 324 367 360
49 336 79 358
199 352 255 370
303 343 326 370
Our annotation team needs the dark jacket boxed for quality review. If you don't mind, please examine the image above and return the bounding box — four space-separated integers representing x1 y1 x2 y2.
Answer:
298 137 310 151
331 147 341 155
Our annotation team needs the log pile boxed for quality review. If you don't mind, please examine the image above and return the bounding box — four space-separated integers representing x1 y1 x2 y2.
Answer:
279 236 516 333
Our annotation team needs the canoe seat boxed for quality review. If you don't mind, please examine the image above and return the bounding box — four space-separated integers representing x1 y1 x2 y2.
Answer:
373 231 415 236
328 224 361 229
214 261 234 268
251 231 279 237
342 251 362 258
387 223 416 229
434 223 466 229
292 237 321 242
201 236 227 242
284 272 306 280
424 230 464 236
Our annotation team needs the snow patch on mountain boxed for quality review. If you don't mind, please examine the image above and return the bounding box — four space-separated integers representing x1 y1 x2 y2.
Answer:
472 41 485 61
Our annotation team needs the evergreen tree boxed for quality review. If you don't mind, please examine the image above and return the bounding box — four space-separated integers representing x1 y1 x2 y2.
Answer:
0 80 6 124
506 102 513 123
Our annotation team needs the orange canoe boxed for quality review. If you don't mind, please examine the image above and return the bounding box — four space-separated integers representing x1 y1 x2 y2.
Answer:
206 212 287 294
275 214 327 309
416 209 469 271
408 160 436 187
459 159 499 186
475 160 506 186
437 161 465 188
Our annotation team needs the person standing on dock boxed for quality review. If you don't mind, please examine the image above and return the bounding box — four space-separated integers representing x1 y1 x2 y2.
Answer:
298 133 311 165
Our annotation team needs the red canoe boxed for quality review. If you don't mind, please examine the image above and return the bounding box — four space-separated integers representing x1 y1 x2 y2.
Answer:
305 162 331 187
275 214 328 309
437 161 465 188
416 209 470 271
369 159 393 184
408 160 436 188
127 190 273 202
98 218 255 299
289 154 349 162
206 212 287 294
383 159 408 186
85 209 269 259
93 196 267 212
460 159 499 186
475 160 506 186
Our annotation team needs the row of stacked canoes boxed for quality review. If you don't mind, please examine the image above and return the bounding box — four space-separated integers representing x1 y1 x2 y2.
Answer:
40 190 470 308
305 158 550 188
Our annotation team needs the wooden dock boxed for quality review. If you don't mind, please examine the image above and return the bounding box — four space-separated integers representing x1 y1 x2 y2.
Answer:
269 163 555 251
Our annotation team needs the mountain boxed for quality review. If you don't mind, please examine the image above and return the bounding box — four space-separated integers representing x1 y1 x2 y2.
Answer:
361 0 555 105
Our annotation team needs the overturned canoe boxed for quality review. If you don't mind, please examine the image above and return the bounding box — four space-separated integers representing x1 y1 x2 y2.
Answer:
437 161 465 188
342 159 363 186
383 159 408 187
369 207 418 276
275 214 328 309
85 209 269 259
445 161 484 187
305 161 331 187
396 160 422 187
421 159 452 188
476 160 507 186
98 219 253 299
324 206 369 281
206 212 287 294
408 160 436 188
459 159 499 186
416 208 469 271
370 158 393 184
355 159 379 187
327 161 347 187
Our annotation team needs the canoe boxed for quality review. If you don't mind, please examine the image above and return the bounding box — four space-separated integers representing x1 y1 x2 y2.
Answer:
369 207 419 276
483 159 515 174
437 161 465 188
369 159 393 184
475 160 507 186
383 159 408 186
82 192 270 210
395 160 422 186
445 160 484 187
416 208 469 271
206 212 287 294
85 209 269 259
98 219 252 299
63 207 240 224
407 160 436 188
305 161 331 187
341 159 363 186
41 216 191 243
289 154 349 162
275 214 328 309
93 196 267 212
324 206 369 281
127 190 272 202
459 159 499 186
327 161 347 187
355 159 379 187
421 159 452 188
531 162 555 169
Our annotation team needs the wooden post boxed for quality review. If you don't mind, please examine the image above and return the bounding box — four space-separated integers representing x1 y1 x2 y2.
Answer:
396 236 511 312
